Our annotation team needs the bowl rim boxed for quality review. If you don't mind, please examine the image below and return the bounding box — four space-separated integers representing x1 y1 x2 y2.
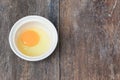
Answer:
9 15 58 61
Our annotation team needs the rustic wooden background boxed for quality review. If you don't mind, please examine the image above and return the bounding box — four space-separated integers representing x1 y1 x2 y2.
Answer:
0 0 120 80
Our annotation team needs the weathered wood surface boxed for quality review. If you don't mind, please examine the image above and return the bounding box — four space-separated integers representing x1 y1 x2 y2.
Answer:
60 0 120 80
0 0 59 80
1 0 120 80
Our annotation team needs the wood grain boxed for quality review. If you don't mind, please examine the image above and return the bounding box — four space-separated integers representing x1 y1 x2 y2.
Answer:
1 0 120 80
60 0 120 80
0 0 59 80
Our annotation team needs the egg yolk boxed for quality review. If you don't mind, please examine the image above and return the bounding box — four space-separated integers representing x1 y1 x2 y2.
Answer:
20 30 39 47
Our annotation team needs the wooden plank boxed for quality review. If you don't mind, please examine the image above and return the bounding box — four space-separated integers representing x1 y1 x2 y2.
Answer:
60 0 120 80
0 0 59 80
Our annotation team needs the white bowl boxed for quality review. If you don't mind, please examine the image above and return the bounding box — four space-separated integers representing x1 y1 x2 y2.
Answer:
9 15 58 61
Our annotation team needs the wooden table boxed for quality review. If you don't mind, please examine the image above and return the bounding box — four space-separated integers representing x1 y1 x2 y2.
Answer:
0 0 120 80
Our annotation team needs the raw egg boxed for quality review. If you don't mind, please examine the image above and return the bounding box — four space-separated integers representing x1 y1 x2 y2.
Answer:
15 22 51 57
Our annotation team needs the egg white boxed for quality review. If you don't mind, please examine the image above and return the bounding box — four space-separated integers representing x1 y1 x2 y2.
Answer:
15 22 51 57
